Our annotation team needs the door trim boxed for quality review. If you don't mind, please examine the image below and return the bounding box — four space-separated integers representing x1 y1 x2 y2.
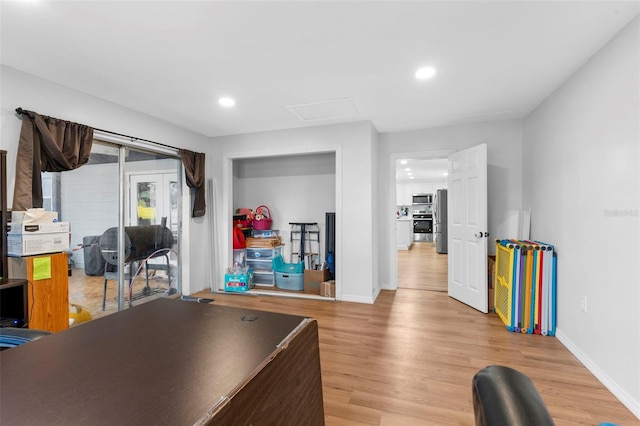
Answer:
387 149 454 291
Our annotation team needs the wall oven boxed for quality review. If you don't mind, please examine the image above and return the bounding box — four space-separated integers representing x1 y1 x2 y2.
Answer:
413 211 433 242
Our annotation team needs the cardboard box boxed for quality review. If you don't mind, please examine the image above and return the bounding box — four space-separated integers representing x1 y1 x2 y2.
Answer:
320 280 335 298
8 232 70 257
488 287 495 312
488 255 496 289
304 269 329 295
9 222 70 235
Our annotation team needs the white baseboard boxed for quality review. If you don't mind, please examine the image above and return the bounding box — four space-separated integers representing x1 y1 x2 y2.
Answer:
556 328 640 420
341 293 375 304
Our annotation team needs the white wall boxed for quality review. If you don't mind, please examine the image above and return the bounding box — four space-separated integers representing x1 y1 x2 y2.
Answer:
371 124 381 300
61 162 119 267
0 66 213 295
212 121 377 303
523 16 640 417
378 119 524 289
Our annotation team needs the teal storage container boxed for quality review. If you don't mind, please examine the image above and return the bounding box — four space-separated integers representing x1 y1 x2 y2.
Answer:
275 271 304 291
272 255 303 274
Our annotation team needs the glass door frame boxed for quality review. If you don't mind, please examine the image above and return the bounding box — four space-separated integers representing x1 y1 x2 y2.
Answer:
95 131 183 312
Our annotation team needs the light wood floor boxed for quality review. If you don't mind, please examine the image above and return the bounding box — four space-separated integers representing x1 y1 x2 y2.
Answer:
193 262 639 425
69 245 639 425
68 267 171 321
398 241 447 292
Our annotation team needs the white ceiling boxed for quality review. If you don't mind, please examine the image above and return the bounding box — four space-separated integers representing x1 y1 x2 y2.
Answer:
1 1 638 139
396 158 449 182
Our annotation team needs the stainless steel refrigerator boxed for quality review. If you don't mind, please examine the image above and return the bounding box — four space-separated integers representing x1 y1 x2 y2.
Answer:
435 189 448 254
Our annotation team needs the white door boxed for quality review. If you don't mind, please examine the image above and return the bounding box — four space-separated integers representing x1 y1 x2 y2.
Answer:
447 144 489 313
128 173 179 235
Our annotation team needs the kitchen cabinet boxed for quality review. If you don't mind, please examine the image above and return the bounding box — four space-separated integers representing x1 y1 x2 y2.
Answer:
396 183 404 205
433 180 447 191
396 219 413 250
406 183 422 200
396 183 413 206
398 181 447 206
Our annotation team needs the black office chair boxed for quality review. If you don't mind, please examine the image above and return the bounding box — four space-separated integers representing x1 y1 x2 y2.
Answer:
472 365 555 426
0 328 51 351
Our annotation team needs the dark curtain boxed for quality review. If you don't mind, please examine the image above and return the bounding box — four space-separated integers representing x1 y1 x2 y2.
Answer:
179 149 206 218
13 109 93 210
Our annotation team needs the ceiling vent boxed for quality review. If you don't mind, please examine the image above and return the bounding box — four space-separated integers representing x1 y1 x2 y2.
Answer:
285 98 360 122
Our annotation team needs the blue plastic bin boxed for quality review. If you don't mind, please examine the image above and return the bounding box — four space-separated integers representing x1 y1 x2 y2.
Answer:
272 255 303 274
275 271 304 291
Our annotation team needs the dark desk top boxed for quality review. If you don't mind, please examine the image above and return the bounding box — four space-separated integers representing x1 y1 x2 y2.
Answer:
1 298 308 426
0 278 28 289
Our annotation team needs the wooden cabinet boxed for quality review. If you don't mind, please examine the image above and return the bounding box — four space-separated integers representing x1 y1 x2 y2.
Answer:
8 252 69 332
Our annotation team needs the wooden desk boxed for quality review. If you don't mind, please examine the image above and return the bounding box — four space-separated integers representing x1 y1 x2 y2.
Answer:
0 298 325 425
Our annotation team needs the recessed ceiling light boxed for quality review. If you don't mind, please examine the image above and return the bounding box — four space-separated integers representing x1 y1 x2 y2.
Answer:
409 176 415 180
400 160 408 165
405 168 411 172
415 66 436 80
218 97 235 107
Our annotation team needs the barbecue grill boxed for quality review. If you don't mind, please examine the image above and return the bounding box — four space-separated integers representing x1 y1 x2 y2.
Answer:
99 224 174 310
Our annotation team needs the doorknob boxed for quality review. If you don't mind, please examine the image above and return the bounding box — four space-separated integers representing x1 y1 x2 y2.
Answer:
475 232 483 238
484 232 489 237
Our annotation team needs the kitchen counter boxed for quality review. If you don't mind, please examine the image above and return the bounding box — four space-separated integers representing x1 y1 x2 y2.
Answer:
396 218 413 250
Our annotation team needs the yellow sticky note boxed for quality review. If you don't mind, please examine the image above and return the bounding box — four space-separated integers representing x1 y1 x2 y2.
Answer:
33 257 52 280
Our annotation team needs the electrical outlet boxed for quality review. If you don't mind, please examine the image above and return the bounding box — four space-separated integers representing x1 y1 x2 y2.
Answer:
580 296 588 312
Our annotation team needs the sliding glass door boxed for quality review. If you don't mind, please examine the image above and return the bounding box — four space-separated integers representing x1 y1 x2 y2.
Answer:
46 139 181 320
123 149 180 309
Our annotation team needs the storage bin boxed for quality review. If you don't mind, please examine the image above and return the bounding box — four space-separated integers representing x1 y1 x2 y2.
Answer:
252 229 280 238
253 272 275 286
247 259 273 271
224 269 254 292
272 255 303 274
275 271 304 291
247 246 282 260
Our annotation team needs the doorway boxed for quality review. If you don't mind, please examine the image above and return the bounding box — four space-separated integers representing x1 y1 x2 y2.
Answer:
392 153 451 291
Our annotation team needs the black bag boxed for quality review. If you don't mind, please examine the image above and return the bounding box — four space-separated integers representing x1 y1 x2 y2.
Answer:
82 235 106 276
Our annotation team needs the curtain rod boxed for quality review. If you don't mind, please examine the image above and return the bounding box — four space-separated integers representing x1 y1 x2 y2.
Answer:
15 107 180 152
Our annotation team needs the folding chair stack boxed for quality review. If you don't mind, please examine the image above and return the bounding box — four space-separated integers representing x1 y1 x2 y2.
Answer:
494 239 556 336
